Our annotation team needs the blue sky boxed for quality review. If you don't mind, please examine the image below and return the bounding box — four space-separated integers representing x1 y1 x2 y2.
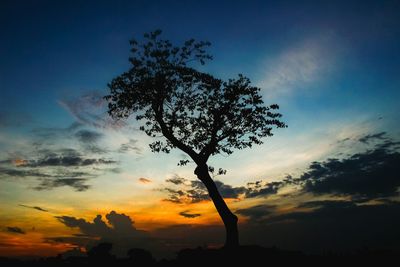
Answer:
0 0 400 258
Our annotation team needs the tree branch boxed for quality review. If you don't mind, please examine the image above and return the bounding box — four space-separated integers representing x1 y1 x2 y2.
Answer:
153 103 201 165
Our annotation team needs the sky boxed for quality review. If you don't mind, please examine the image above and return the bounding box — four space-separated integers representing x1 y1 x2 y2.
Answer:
1 0 400 259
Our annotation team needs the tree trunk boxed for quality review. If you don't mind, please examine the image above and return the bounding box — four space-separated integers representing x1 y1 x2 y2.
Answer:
194 164 239 248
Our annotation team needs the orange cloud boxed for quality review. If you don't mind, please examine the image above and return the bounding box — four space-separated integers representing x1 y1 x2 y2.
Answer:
0 232 73 257
12 159 27 166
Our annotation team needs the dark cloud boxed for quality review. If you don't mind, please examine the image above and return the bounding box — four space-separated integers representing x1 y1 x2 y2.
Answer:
214 181 247 199
6 226 25 234
19 204 48 212
58 91 125 129
245 180 285 198
236 205 276 221
166 175 187 185
296 200 356 209
179 210 201 218
0 167 54 178
184 180 211 202
34 178 90 192
56 215 108 236
74 130 103 143
237 201 400 253
0 157 112 190
163 188 186 203
138 178 152 184
163 177 280 203
32 122 108 154
0 164 92 181
165 179 244 203
359 132 387 144
0 155 112 191
161 133 400 206
55 211 153 257
56 211 148 239
21 155 116 168
287 139 400 201
73 129 108 154
1 116 117 191
118 139 141 154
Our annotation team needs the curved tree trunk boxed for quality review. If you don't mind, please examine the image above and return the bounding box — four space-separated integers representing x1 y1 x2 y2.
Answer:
194 164 239 248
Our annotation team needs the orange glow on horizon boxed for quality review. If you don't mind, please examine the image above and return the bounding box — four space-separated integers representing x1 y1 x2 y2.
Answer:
12 159 27 166
0 233 75 258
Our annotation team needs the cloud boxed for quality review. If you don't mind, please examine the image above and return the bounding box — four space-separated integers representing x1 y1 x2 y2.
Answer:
245 180 285 198
138 178 152 184
162 178 247 204
73 129 108 154
287 134 400 201
118 139 141 154
34 178 90 192
19 204 48 212
74 130 103 143
0 158 108 190
296 200 356 210
0 167 54 178
56 211 148 239
1 161 92 180
6 227 25 234
58 91 125 129
236 205 276 221
20 155 116 168
258 35 336 98
31 122 108 154
55 211 153 257
163 176 284 204
179 210 201 218
160 132 400 206
165 175 187 185
358 131 387 144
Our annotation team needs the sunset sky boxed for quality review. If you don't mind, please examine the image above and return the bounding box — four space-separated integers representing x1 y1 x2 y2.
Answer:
1 0 400 258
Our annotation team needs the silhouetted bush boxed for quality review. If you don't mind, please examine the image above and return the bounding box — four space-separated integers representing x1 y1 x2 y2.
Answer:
127 248 155 264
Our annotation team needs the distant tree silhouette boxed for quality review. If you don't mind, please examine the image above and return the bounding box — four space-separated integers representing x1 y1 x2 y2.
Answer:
127 248 155 264
87 242 115 261
105 30 286 247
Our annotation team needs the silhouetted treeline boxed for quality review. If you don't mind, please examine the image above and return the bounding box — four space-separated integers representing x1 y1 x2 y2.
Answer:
0 243 398 266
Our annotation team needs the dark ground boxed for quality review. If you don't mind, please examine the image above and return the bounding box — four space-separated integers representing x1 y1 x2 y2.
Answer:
1 244 398 266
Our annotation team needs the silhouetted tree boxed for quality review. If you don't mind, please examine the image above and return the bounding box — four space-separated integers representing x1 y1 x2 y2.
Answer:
105 30 286 247
87 242 114 261
127 248 155 264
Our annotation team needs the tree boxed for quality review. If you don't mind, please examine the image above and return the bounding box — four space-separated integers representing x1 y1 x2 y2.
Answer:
105 30 286 248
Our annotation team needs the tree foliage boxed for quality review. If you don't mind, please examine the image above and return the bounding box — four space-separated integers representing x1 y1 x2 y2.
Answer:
105 30 286 166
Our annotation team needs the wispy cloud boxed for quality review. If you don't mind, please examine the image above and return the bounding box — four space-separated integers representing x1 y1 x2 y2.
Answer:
118 139 142 154
6 226 25 234
0 147 118 191
179 210 201 218
19 204 49 212
258 34 338 98
58 91 125 129
34 178 90 192
139 178 152 184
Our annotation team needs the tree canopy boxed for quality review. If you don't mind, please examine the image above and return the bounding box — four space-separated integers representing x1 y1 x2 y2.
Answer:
105 30 286 166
